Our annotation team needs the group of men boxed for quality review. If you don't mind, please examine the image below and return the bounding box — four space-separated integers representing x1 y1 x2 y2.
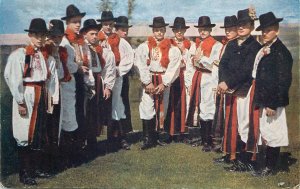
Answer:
4 3 293 186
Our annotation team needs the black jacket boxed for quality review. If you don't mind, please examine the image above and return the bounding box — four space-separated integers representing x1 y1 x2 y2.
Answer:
254 38 293 109
219 35 261 96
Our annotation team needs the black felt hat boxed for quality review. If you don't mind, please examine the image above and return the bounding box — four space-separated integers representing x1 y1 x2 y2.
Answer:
80 19 101 33
97 11 115 22
24 18 48 34
115 16 132 28
220 15 238 28
48 19 65 36
61 4 86 20
149 16 169 28
194 16 215 28
170 17 190 29
256 12 283 31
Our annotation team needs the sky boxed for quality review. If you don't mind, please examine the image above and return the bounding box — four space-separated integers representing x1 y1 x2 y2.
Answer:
0 0 299 34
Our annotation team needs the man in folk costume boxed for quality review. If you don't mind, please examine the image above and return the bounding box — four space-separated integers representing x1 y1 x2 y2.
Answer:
250 12 293 177
97 13 134 151
4 18 56 185
218 8 261 172
186 16 223 152
135 16 181 150
212 16 239 158
44 19 71 173
113 16 135 150
80 19 116 156
60 4 93 167
165 17 192 142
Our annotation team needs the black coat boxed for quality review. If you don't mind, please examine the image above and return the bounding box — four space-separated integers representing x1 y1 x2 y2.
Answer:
219 35 261 96
254 38 293 110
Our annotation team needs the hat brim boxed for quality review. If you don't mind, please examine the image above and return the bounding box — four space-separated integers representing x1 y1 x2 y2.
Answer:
115 24 133 28
24 29 48 34
149 24 169 28
96 18 116 22
194 24 216 28
255 18 283 31
169 26 190 29
79 24 102 33
61 12 86 20
220 24 237 28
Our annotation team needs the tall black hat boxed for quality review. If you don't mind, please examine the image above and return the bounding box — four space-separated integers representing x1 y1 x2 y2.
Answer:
80 19 101 33
256 12 283 31
24 18 48 34
48 19 65 36
149 16 169 28
115 16 132 28
220 15 238 28
237 8 257 25
194 16 215 28
61 4 86 20
170 17 190 29
97 11 115 22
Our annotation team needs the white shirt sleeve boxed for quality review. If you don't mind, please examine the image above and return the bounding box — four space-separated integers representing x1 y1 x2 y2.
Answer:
135 42 151 85
60 37 79 74
4 48 25 104
117 38 134 77
102 49 116 90
46 56 59 103
162 46 181 86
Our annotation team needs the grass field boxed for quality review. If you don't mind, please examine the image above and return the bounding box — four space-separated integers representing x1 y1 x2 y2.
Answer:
1 26 299 188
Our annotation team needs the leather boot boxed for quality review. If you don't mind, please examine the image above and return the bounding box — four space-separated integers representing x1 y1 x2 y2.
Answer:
252 146 279 177
119 119 130 150
140 118 156 150
201 120 213 152
18 147 37 185
106 120 120 153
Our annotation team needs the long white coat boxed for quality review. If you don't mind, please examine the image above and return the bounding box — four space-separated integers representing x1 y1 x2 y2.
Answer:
4 48 57 146
135 41 181 120
188 40 223 121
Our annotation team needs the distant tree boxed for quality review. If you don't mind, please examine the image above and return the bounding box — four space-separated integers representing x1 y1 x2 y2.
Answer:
97 0 117 12
127 0 136 21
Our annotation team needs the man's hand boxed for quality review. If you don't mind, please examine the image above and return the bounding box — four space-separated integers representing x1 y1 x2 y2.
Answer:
78 66 89 75
145 83 155 94
217 82 228 94
265 107 276 117
18 103 27 117
103 88 111 100
154 83 165 95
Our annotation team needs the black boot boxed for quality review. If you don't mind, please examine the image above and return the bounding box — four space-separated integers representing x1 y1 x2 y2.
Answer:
201 120 213 152
119 119 131 150
32 150 54 179
140 119 156 150
252 146 280 177
213 154 231 164
18 147 37 185
106 121 120 153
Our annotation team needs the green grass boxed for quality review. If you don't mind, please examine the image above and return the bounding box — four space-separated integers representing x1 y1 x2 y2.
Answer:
1 26 299 188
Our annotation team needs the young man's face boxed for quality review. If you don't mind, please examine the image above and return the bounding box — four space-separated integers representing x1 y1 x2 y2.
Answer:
237 22 253 37
102 20 114 34
84 29 99 45
48 35 64 46
225 26 238 40
153 27 166 41
198 27 211 39
116 27 128 38
67 16 82 33
173 28 187 41
29 32 47 48
262 25 279 44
